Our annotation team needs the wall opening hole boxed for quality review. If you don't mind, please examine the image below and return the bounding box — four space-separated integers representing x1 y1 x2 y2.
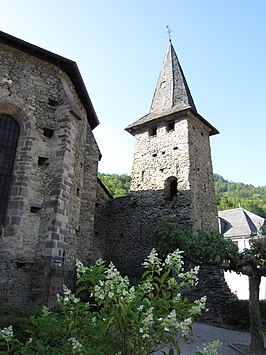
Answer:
16 262 26 269
38 157 49 167
173 147 178 150
77 188 80 197
160 168 164 172
43 128 54 138
30 206 41 213
162 151 165 155
48 98 59 107
167 121 175 132
149 126 157 136
152 153 157 157
141 171 145 180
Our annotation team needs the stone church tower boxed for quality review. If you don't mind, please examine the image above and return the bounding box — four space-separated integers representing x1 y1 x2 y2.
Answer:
126 39 218 231
99 40 219 276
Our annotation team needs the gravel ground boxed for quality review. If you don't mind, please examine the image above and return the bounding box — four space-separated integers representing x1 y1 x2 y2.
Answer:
154 323 266 354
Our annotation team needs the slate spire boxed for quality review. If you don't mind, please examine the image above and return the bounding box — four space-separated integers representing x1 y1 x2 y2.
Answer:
150 40 197 114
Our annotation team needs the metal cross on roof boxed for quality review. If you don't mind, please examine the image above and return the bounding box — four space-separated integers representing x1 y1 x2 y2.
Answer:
166 25 173 41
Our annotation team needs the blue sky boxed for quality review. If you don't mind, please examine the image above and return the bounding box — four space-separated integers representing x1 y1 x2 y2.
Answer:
1 1 265 186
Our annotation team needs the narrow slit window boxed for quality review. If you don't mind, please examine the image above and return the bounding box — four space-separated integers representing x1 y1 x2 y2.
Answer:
0 114 20 226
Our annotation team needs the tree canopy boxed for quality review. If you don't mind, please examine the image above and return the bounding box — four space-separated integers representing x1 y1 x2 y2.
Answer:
98 173 131 198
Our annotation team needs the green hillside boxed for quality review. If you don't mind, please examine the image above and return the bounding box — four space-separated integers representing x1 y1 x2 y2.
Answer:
98 173 266 218
214 174 266 218
98 173 131 197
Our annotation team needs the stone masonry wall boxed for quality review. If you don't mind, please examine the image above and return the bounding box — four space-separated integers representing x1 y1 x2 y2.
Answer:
97 192 189 277
0 42 99 303
131 113 190 194
187 112 218 231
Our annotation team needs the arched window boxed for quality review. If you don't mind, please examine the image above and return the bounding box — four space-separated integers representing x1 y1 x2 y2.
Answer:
0 114 20 226
165 176 178 201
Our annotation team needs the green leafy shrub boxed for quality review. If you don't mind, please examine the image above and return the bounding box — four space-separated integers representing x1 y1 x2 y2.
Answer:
0 249 210 354
0 303 40 342
228 299 266 330
151 218 238 267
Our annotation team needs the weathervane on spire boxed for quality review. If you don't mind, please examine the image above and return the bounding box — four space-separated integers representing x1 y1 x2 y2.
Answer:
166 25 173 42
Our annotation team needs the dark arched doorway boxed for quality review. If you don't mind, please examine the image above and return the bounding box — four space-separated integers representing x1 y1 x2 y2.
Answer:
170 178 177 201
165 176 178 201
0 114 20 225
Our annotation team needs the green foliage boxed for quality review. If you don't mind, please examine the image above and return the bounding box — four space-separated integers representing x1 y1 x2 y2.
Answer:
98 173 131 197
0 250 210 355
189 229 239 268
151 218 238 269
0 303 41 342
151 219 192 260
228 299 266 331
214 174 266 217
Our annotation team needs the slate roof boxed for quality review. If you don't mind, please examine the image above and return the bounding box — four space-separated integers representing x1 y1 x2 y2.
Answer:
150 40 197 114
218 208 266 239
0 31 99 130
125 40 218 136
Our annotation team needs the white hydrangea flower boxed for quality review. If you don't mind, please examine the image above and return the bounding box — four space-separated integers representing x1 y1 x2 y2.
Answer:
76 259 88 277
161 309 177 332
0 325 13 341
190 296 207 316
176 317 193 337
69 337 82 353
140 306 154 336
196 340 222 354
42 306 51 316
142 248 162 272
61 285 80 305
178 265 200 288
108 291 114 298
164 249 184 272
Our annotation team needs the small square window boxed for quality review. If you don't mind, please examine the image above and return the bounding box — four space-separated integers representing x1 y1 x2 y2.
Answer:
149 126 157 136
167 121 175 132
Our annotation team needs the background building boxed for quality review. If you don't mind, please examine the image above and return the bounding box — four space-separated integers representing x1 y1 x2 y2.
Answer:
219 207 266 299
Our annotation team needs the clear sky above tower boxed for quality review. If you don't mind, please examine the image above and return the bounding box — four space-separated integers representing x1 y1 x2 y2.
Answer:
0 0 265 186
